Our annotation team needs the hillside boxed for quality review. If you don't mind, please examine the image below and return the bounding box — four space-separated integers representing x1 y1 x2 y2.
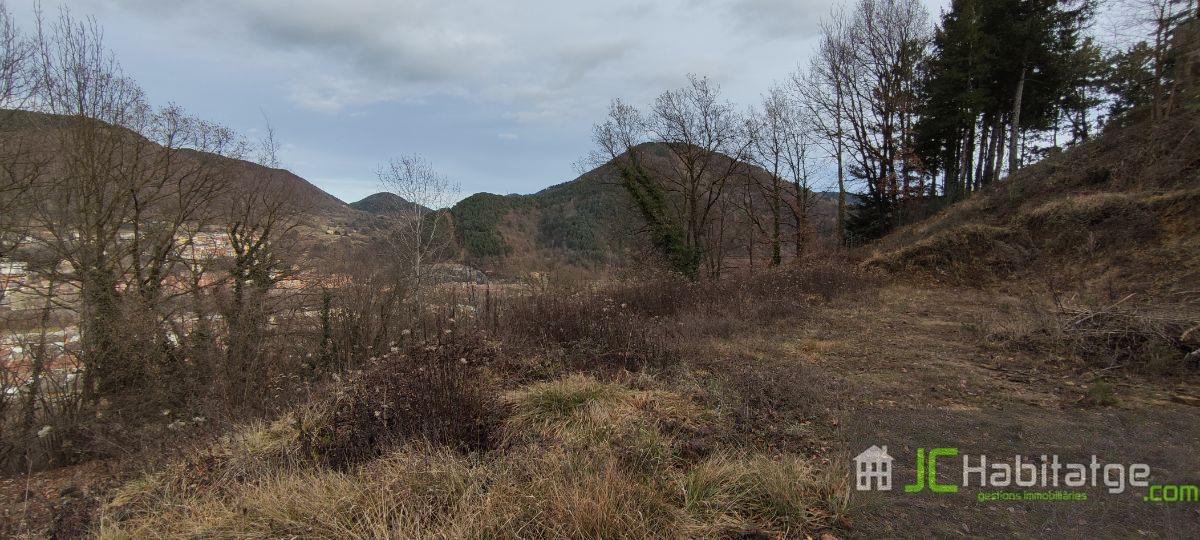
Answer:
0 109 356 220
449 143 844 272
449 169 639 270
865 111 1200 298
0 109 393 256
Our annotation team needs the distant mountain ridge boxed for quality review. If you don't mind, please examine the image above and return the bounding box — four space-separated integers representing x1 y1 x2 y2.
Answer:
349 192 431 215
2 109 844 271
0 108 357 220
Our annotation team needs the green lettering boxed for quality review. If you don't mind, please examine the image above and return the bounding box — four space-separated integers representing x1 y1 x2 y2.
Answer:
929 447 960 494
905 448 926 493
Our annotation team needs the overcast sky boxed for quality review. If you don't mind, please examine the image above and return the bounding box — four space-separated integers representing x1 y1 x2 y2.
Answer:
10 0 952 203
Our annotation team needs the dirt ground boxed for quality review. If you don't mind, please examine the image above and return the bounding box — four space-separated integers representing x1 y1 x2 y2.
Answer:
3 283 1198 538
771 285 1200 538
0 459 116 538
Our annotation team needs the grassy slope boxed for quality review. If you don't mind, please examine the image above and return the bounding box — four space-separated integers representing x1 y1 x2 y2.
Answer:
865 112 1200 296
98 374 848 538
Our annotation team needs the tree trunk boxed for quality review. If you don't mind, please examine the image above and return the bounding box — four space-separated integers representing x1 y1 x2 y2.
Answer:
984 119 1004 185
1009 66 1027 175
976 117 991 188
19 285 56 452
746 184 755 273
771 171 781 267
992 120 1007 181
962 120 976 196
793 177 806 260
835 88 846 246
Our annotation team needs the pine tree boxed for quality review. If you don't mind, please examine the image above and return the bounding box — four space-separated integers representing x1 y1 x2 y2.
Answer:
915 0 1092 194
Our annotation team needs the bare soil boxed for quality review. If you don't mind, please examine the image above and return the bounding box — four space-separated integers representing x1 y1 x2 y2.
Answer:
746 284 1200 537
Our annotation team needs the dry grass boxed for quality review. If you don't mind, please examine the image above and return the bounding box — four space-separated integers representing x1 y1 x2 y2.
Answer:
981 291 1199 376
97 374 850 539
680 453 851 536
502 374 708 445
864 111 1200 295
865 224 1024 283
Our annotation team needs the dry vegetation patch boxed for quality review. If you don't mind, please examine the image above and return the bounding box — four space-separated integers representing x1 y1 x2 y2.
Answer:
865 224 1025 283
97 373 850 539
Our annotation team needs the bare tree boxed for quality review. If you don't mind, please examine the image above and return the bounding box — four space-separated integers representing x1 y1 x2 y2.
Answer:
219 168 304 404
591 75 750 279
797 0 929 243
795 8 853 245
377 155 459 293
779 103 819 260
0 0 38 293
21 8 239 409
746 85 794 266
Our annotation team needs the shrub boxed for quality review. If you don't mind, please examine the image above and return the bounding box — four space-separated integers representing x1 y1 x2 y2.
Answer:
1084 379 1119 406
1060 304 1196 374
501 289 680 372
306 331 503 470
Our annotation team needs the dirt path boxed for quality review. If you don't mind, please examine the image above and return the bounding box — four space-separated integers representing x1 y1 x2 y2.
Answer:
785 285 1200 537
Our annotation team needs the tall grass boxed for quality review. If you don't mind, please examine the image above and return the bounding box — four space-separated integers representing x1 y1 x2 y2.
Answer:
99 374 851 539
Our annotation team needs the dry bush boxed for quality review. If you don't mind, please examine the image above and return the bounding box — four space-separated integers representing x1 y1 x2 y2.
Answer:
744 260 876 307
1058 301 1198 374
322 268 414 371
985 293 1199 376
604 273 702 318
497 260 873 377
500 288 680 373
306 331 503 470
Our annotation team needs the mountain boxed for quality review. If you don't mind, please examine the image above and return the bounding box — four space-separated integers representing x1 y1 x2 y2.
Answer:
0 109 357 220
0 109 386 254
448 143 843 272
1 109 846 271
350 193 429 215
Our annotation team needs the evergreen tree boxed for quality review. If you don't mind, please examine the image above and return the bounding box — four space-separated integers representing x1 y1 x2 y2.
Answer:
914 0 1092 198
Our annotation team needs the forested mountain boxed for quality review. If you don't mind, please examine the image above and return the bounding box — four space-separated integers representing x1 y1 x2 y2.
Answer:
448 143 844 272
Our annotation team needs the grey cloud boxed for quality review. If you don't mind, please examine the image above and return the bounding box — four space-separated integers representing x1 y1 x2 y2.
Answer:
719 0 833 39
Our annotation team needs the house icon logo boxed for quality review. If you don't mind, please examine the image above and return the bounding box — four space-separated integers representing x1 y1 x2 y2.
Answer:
854 445 894 491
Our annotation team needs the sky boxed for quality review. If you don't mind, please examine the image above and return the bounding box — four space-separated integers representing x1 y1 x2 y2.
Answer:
10 0 951 203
